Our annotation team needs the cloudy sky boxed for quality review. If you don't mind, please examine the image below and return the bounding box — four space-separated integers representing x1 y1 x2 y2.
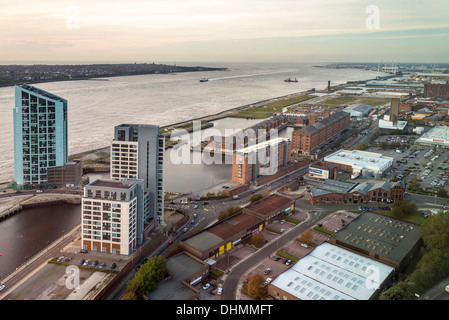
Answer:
0 0 448 63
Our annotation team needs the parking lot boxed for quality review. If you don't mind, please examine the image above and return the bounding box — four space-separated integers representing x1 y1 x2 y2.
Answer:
368 135 449 194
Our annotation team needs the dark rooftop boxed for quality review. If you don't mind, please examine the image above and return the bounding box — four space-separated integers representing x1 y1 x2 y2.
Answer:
332 211 421 264
244 194 294 217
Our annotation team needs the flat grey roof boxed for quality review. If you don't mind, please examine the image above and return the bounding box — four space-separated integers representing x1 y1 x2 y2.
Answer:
144 278 197 300
167 253 207 281
333 211 421 264
88 179 132 189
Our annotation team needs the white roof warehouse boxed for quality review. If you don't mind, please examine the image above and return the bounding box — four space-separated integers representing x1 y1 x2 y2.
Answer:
324 149 393 179
415 126 449 149
268 242 395 300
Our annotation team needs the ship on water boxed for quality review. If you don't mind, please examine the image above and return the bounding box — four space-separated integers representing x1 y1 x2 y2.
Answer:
284 77 298 83
199 78 209 82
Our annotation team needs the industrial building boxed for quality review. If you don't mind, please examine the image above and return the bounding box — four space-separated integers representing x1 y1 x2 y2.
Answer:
308 162 337 180
329 211 422 271
144 251 209 300
424 83 449 99
309 179 405 205
343 104 373 118
324 149 393 179
414 126 449 149
180 194 294 260
268 242 395 300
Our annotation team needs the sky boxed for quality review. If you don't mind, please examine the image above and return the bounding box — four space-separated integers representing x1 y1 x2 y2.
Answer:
0 0 448 64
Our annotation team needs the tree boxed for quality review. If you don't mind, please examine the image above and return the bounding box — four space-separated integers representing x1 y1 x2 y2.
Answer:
250 233 264 248
218 206 242 221
247 274 265 299
420 211 449 252
437 188 448 198
299 230 313 243
250 193 263 203
391 201 418 219
122 255 167 300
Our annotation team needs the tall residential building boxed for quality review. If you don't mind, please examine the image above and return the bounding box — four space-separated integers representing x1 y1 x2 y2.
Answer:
81 179 145 255
110 124 165 226
13 84 68 186
232 137 291 184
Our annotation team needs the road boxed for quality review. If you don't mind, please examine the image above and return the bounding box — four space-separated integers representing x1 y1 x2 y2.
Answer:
221 206 327 300
418 277 449 300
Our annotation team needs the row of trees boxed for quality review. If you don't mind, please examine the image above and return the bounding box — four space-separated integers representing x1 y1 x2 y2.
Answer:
380 210 449 299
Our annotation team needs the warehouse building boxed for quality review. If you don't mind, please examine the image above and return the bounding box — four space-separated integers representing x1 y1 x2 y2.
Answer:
308 162 337 180
268 242 395 300
343 104 373 118
309 179 405 205
414 126 449 149
292 111 350 156
144 251 208 300
329 211 422 271
324 149 393 180
180 194 294 260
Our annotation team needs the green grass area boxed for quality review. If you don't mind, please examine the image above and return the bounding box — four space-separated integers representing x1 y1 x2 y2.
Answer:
230 94 316 119
374 210 427 225
322 96 391 107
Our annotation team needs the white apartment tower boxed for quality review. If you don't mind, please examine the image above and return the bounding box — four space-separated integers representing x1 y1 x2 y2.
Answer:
81 179 144 255
111 124 165 228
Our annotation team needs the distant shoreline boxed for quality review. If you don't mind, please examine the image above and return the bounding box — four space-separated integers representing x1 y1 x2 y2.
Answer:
0 62 227 88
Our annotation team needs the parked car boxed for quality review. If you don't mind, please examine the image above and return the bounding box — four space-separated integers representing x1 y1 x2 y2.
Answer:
99 263 106 269
445 285 449 293
264 268 271 275
79 259 85 265
202 283 211 290
83 260 90 266
285 259 292 266
92 260 99 267
0 285 6 291
111 263 117 269
217 286 223 295
274 256 280 261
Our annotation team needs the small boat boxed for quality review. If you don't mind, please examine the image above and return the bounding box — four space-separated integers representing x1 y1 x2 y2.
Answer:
284 77 298 83
199 78 209 82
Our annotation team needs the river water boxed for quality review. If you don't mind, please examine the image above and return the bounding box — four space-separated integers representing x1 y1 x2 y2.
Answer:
0 62 380 185
0 203 80 280
0 62 382 278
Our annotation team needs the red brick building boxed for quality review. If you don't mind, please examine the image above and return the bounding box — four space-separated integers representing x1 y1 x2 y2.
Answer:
424 83 449 99
292 111 350 156
309 179 405 205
